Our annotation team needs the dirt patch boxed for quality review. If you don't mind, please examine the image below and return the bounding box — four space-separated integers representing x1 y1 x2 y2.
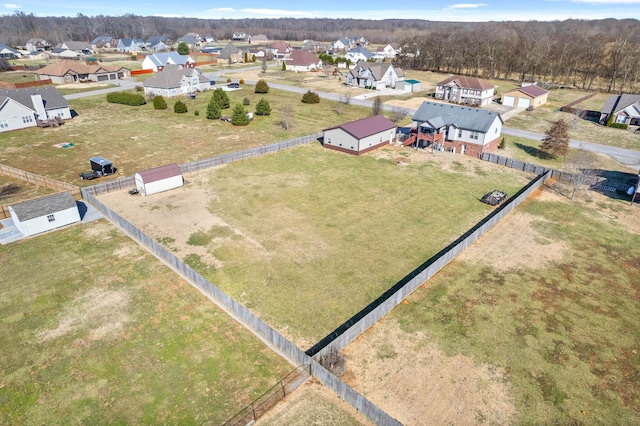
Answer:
257 379 372 426
459 211 568 271
343 320 514 425
38 287 131 341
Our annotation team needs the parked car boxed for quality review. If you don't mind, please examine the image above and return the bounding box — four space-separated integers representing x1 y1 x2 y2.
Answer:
227 82 240 88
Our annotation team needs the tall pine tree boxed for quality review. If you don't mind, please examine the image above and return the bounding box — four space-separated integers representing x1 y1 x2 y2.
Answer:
231 104 250 126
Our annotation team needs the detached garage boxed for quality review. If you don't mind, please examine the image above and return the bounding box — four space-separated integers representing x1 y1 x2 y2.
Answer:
323 115 397 155
501 84 549 109
9 192 81 237
134 163 184 196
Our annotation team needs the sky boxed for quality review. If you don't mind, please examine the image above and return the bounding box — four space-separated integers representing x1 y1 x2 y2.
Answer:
0 0 639 22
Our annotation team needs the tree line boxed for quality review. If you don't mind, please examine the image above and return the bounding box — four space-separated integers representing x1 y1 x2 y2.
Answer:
1 13 638 92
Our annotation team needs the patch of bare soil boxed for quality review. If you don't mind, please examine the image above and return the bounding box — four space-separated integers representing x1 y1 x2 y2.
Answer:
386 96 433 111
38 287 131 342
343 321 514 426
256 379 373 426
98 168 267 267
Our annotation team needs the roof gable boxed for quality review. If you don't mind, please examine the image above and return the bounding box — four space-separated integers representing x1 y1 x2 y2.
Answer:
288 50 320 66
143 65 207 89
413 101 502 133
10 192 77 221
137 164 182 183
0 86 68 111
325 115 397 140
437 75 495 91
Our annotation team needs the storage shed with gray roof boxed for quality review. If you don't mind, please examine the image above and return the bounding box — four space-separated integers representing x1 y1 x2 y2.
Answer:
323 115 397 155
9 192 80 237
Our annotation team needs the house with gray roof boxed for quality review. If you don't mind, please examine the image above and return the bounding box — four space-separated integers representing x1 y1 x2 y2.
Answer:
141 52 195 72
322 115 397 155
0 44 21 59
346 62 404 89
9 192 80 237
0 87 71 133
345 46 374 63
143 64 210 98
600 94 640 126
117 38 146 52
177 33 201 48
409 101 503 156
25 38 51 52
55 41 93 55
91 36 118 49
217 42 242 64
332 37 352 52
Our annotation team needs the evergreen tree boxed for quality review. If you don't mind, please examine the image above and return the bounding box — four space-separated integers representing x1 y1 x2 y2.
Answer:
212 88 230 109
174 100 188 113
301 90 320 104
231 104 250 126
255 98 271 116
255 79 270 94
540 119 569 158
177 41 189 55
282 61 286 71
153 95 167 110
206 98 221 119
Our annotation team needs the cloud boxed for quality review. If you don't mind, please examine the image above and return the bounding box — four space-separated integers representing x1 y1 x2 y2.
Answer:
2 3 21 9
206 7 235 12
447 3 488 8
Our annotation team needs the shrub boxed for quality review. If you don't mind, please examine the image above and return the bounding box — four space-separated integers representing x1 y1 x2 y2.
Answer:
609 122 628 130
239 78 245 85
206 98 221 119
255 79 269 94
212 88 230 109
106 92 146 106
226 77 232 83
153 95 167 110
194 110 199 116
282 61 286 71
255 98 271 116
135 85 143 92
301 90 320 104
231 104 250 126
243 97 250 106
174 100 188 113
499 136 506 149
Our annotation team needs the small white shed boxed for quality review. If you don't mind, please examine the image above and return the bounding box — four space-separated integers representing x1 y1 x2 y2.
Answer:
9 192 81 237
134 163 184 196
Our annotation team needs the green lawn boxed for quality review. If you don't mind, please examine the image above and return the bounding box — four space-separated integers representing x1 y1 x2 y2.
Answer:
387 196 640 424
0 87 372 184
160 144 533 345
0 220 292 425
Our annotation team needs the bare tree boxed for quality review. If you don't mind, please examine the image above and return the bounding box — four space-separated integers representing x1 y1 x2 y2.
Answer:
371 96 382 116
319 348 346 376
261 57 267 74
389 106 409 123
563 147 600 200
0 184 19 200
280 105 293 130
343 91 352 105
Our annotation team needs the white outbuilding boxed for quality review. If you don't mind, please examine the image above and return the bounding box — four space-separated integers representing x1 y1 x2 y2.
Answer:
9 192 81 237
134 163 184 196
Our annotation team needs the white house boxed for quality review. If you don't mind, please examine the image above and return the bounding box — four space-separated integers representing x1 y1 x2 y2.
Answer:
0 43 21 58
266 40 291 59
323 115 397 155
286 50 322 72
346 62 404 89
0 87 71 133
332 37 352 52
118 38 146 52
345 46 374 63
376 43 399 59
143 64 211 97
409 101 503 156
435 75 495 106
9 192 80 237
141 52 195 72
134 164 183 196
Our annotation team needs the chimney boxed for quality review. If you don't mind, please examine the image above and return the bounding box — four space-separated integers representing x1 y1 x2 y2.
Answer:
30 93 46 119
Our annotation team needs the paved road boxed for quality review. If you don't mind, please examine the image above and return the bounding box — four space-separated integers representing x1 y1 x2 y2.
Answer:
64 70 640 169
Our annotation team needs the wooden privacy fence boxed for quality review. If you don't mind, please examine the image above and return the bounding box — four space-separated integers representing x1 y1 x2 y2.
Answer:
307 170 552 358
81 189 401 426
480 152 636 193
83 132 323 197
0 164 81 219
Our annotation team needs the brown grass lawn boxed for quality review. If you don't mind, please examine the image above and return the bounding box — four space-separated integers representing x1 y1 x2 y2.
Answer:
0 87 373 184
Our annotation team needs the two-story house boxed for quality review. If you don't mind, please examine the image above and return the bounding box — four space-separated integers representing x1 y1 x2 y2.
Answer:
346 62 404 89
435 75 495 106
408 101 503 156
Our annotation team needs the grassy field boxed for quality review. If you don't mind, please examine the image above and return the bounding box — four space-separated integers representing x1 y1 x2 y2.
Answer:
0 220 293 424
107 144 534 346
0 174 56 205
371 193 640 424
0 86 372 184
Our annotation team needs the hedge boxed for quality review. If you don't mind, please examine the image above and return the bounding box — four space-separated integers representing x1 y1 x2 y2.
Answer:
106 92 146 106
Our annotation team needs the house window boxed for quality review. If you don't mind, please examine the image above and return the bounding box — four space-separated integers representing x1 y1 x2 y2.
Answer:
471 131 479 140
22 116 33 124
47 214 55 222
458 130 462 138
0 120 8 129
